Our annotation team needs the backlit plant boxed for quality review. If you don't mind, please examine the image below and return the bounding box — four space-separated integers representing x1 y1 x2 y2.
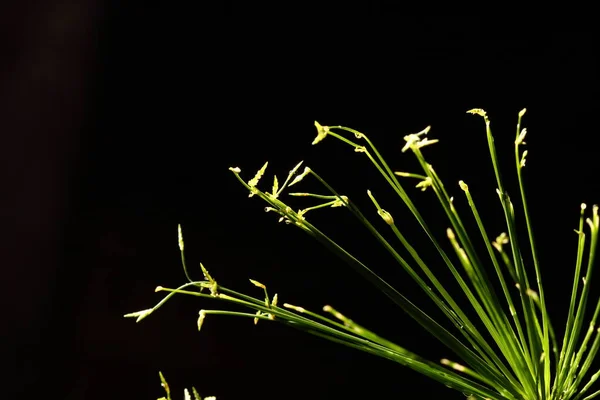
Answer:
126 109 600 400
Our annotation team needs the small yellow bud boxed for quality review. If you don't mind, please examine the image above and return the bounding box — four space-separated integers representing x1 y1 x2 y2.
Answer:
124 308 153 323
197 310 206 331
520 150 528 167
415 177 432 191
401 126 435 153
271 175 279 197
178 224 184 251
290 160 304 173
312 121 329 145
323 305 347 322
283 303 305 313
447 228 455 240
440 358 466 372
289 166 311 187
377 209 394 225
331 195 349 208
249 279 266 289
466 108 487 117
248 162 268 188
492 232 509 252
516 128 527 145
526 288 539 302
353 130 365 139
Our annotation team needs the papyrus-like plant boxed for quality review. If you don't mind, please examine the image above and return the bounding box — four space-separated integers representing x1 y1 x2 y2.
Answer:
127 109 600 400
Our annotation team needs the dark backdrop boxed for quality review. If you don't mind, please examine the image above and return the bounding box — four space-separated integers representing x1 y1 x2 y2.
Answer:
2 6 598 400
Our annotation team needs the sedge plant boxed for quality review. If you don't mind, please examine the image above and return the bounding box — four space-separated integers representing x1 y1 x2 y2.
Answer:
126 109 600 400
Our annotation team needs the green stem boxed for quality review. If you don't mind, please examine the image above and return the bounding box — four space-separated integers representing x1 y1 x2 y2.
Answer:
515 110 552 399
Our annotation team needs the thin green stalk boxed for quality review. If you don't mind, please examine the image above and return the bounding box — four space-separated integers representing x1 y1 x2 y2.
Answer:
514 109 552 399
178 224 194 283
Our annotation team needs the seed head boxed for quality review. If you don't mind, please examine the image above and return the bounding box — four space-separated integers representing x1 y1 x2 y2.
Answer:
249 279 266 289
289 166 311 187
178 224 184 251
248 162 268 189
520 150 528 167
516 128 527 145
402 126 437 153
466 108 487 117
312 121 329 145
416 177 433 191
197 310 206 331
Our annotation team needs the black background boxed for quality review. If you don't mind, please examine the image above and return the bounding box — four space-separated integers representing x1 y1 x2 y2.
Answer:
2 5 598 400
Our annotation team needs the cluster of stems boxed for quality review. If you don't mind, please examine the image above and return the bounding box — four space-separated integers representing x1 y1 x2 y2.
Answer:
127 109 599 400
